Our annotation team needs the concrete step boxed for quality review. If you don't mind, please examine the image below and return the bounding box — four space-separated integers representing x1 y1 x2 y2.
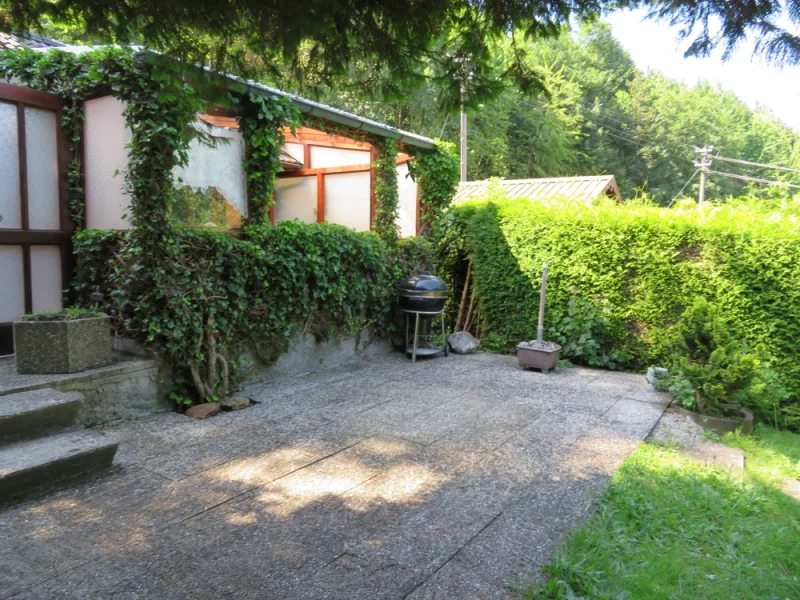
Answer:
0 431 118 502
0 389 83 445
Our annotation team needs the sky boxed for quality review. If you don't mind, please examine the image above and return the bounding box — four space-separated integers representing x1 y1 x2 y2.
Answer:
605 9 800 133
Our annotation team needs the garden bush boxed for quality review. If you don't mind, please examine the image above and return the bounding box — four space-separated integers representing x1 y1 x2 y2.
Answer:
73 221 404 404
440 197 800 428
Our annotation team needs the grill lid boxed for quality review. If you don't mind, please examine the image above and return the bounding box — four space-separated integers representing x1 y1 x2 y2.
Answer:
397 271 449 298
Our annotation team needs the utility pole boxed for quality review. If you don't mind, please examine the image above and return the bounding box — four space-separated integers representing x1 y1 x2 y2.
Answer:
694 145 714 206
460 86 467 182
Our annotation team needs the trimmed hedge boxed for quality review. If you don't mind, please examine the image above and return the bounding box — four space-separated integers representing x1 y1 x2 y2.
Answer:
441 198 800 427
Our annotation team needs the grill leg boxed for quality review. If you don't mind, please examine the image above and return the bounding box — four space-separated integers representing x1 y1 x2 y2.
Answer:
442 312 448 357
412 312 420 364
405 312 409 352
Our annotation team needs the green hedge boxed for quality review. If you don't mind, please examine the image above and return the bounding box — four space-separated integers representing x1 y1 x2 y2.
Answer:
72 221 408 403
441 198 800 426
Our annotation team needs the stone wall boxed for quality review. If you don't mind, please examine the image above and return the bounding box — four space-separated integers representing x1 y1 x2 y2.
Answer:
242 328 392 386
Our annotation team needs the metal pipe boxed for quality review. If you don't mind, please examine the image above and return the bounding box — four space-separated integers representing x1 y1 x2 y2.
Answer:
536 262 548 344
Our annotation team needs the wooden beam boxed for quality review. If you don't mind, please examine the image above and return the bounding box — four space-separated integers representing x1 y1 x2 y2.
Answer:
303 143 311 169
283 136 373 151
17 104 29 231
415 176 421 237
278 164 372 179
316 173 325 223
0 82 62 111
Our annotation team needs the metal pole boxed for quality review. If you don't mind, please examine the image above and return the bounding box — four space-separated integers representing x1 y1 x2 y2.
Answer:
460 95 467 182
698 169 706 206
412 313 420 364
536 262 549 344
694 145 713 206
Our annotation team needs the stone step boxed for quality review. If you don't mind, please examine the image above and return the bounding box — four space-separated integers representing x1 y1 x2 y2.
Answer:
0 389 83 445
0 431 118 501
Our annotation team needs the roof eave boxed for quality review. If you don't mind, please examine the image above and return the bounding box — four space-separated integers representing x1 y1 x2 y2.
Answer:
134 49 437 151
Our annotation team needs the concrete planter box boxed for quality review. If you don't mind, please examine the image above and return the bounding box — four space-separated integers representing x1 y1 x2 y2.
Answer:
14 315 113 374
673 403 754 436
517 342 561 374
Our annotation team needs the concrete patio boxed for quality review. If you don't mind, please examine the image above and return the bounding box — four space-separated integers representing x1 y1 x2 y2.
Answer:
1 352 670 599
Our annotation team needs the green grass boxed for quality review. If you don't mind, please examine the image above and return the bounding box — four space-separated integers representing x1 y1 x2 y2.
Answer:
525 426 800 600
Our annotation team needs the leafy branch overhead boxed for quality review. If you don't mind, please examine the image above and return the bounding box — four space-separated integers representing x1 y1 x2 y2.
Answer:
4 1 800 107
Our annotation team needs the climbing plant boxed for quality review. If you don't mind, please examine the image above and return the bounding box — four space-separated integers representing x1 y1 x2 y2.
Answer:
411 140 460 236
234 92 299 225
372 137 400 244
1 46 457 407
0 47 201 235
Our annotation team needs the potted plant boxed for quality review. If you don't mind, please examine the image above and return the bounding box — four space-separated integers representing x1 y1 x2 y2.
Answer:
660 299 759 435
518 263 561 373
14 308 112 374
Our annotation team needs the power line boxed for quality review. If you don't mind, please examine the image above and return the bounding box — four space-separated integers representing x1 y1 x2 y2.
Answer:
707 169 800 189
667 169 700 207
714 155 800 175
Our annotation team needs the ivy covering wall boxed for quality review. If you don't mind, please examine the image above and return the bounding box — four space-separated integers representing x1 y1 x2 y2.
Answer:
234 92 299 225
372 137 400 244
411 140 460 236
73 223 394 404
442 197 800 429
1 47 457 405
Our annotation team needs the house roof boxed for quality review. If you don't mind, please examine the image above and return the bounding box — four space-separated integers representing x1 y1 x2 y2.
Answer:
0 31 64 50
196 113 302 170
26 44 438 151
454 175 622 204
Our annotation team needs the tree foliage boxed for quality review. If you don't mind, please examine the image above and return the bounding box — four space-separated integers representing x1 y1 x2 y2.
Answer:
290 22 800 205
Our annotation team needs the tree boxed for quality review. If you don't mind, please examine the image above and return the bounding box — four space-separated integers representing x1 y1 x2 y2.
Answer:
4 0 800 105
0 0 601 107
639 0 800 66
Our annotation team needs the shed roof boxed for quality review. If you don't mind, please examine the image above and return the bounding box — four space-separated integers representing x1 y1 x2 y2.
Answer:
455 175 621 204
0 31 64 50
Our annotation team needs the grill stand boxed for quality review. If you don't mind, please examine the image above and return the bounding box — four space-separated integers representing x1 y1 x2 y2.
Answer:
403 309 448 364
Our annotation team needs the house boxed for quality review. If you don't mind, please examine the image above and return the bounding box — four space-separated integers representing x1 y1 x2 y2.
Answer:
454 175 622 204
0 44 434 355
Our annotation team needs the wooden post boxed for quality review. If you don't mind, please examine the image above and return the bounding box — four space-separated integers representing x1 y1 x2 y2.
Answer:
316 173 325 223
455 261 471 331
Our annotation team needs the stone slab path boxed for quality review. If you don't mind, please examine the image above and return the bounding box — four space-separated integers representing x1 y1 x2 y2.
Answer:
0 353 670 600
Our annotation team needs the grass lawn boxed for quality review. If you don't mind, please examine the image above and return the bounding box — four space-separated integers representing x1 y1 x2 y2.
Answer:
525 425 800 600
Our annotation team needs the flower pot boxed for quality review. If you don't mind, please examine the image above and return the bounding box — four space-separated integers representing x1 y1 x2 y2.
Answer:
672 403 754 436
14 314 113 374
517 342 561 374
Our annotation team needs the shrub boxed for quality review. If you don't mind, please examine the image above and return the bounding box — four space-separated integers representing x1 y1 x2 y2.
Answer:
72 222 400 404
548 293 631 369
442 197 800 429
667 299 764 415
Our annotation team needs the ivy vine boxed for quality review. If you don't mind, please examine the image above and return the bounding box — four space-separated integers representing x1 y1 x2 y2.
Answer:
1 46 457 406
372 137 400 244
411 140 460 236
234 92 299 225
0 47 201 236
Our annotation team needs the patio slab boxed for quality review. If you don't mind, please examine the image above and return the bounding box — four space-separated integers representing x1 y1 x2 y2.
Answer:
1 352 666 599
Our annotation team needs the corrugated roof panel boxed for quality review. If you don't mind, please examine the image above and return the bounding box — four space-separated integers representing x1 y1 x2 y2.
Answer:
454 175 620 205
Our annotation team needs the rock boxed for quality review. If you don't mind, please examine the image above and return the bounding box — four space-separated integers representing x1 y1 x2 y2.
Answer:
186 402 220 419
646 366 669 390
220 395 251 411
448 331 480 354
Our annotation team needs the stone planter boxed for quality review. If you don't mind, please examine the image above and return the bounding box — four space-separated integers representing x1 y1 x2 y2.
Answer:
14 314 113 374
672 403 754 436
517 342 561 374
